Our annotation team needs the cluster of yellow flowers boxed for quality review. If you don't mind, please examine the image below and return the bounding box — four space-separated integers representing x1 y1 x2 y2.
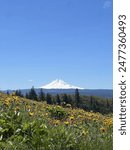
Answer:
0 92 113 136
103 117 113 127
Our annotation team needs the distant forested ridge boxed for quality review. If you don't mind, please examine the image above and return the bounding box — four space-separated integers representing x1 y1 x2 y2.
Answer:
10 87 113 114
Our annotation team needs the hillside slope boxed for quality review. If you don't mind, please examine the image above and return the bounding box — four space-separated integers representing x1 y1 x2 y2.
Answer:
0 92 112 150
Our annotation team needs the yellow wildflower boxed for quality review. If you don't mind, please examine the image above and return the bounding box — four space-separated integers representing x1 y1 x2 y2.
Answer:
29 112 34 116
82 130 89 136
64 121 69 125
70 116 74 120
100 127 107 133
3 100 10 106
54 120 60 125
104 118 113 126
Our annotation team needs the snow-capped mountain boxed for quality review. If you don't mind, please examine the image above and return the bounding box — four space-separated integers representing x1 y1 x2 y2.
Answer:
40 79 84 89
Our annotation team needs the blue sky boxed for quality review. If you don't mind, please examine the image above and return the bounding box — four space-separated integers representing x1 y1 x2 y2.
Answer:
0 0 112 90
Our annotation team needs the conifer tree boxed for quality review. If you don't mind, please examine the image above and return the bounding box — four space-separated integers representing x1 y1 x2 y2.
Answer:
28 86 38 100
25 93 29 99
15 90 23 97
38 89 45 101
90 96 93 110
62 94 69 104
56 94 61 105
75 88 80 107
46 93 52 104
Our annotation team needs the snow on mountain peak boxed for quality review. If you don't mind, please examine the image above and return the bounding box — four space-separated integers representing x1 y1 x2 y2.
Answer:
40 79 84 89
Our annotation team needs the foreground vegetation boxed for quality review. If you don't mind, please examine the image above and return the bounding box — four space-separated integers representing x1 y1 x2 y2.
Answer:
0 92 112 150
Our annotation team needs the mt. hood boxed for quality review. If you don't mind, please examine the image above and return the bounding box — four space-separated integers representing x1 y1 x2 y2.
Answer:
40 79 84 89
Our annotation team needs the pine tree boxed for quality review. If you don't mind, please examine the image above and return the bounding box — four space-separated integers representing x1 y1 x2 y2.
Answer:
56 94 61 105
90 96 93 110
62 94 69 104
38 89 45 101
28 86 38 100
75 89 80 107
15 90 23 97
67 95 73 105
25 93 29 99
46 93 52 104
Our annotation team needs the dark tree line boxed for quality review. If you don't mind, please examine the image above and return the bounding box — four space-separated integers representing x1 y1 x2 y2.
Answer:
14 87 113 114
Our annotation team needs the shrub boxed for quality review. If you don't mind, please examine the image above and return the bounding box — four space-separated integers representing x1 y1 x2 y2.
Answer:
48 106 69 120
